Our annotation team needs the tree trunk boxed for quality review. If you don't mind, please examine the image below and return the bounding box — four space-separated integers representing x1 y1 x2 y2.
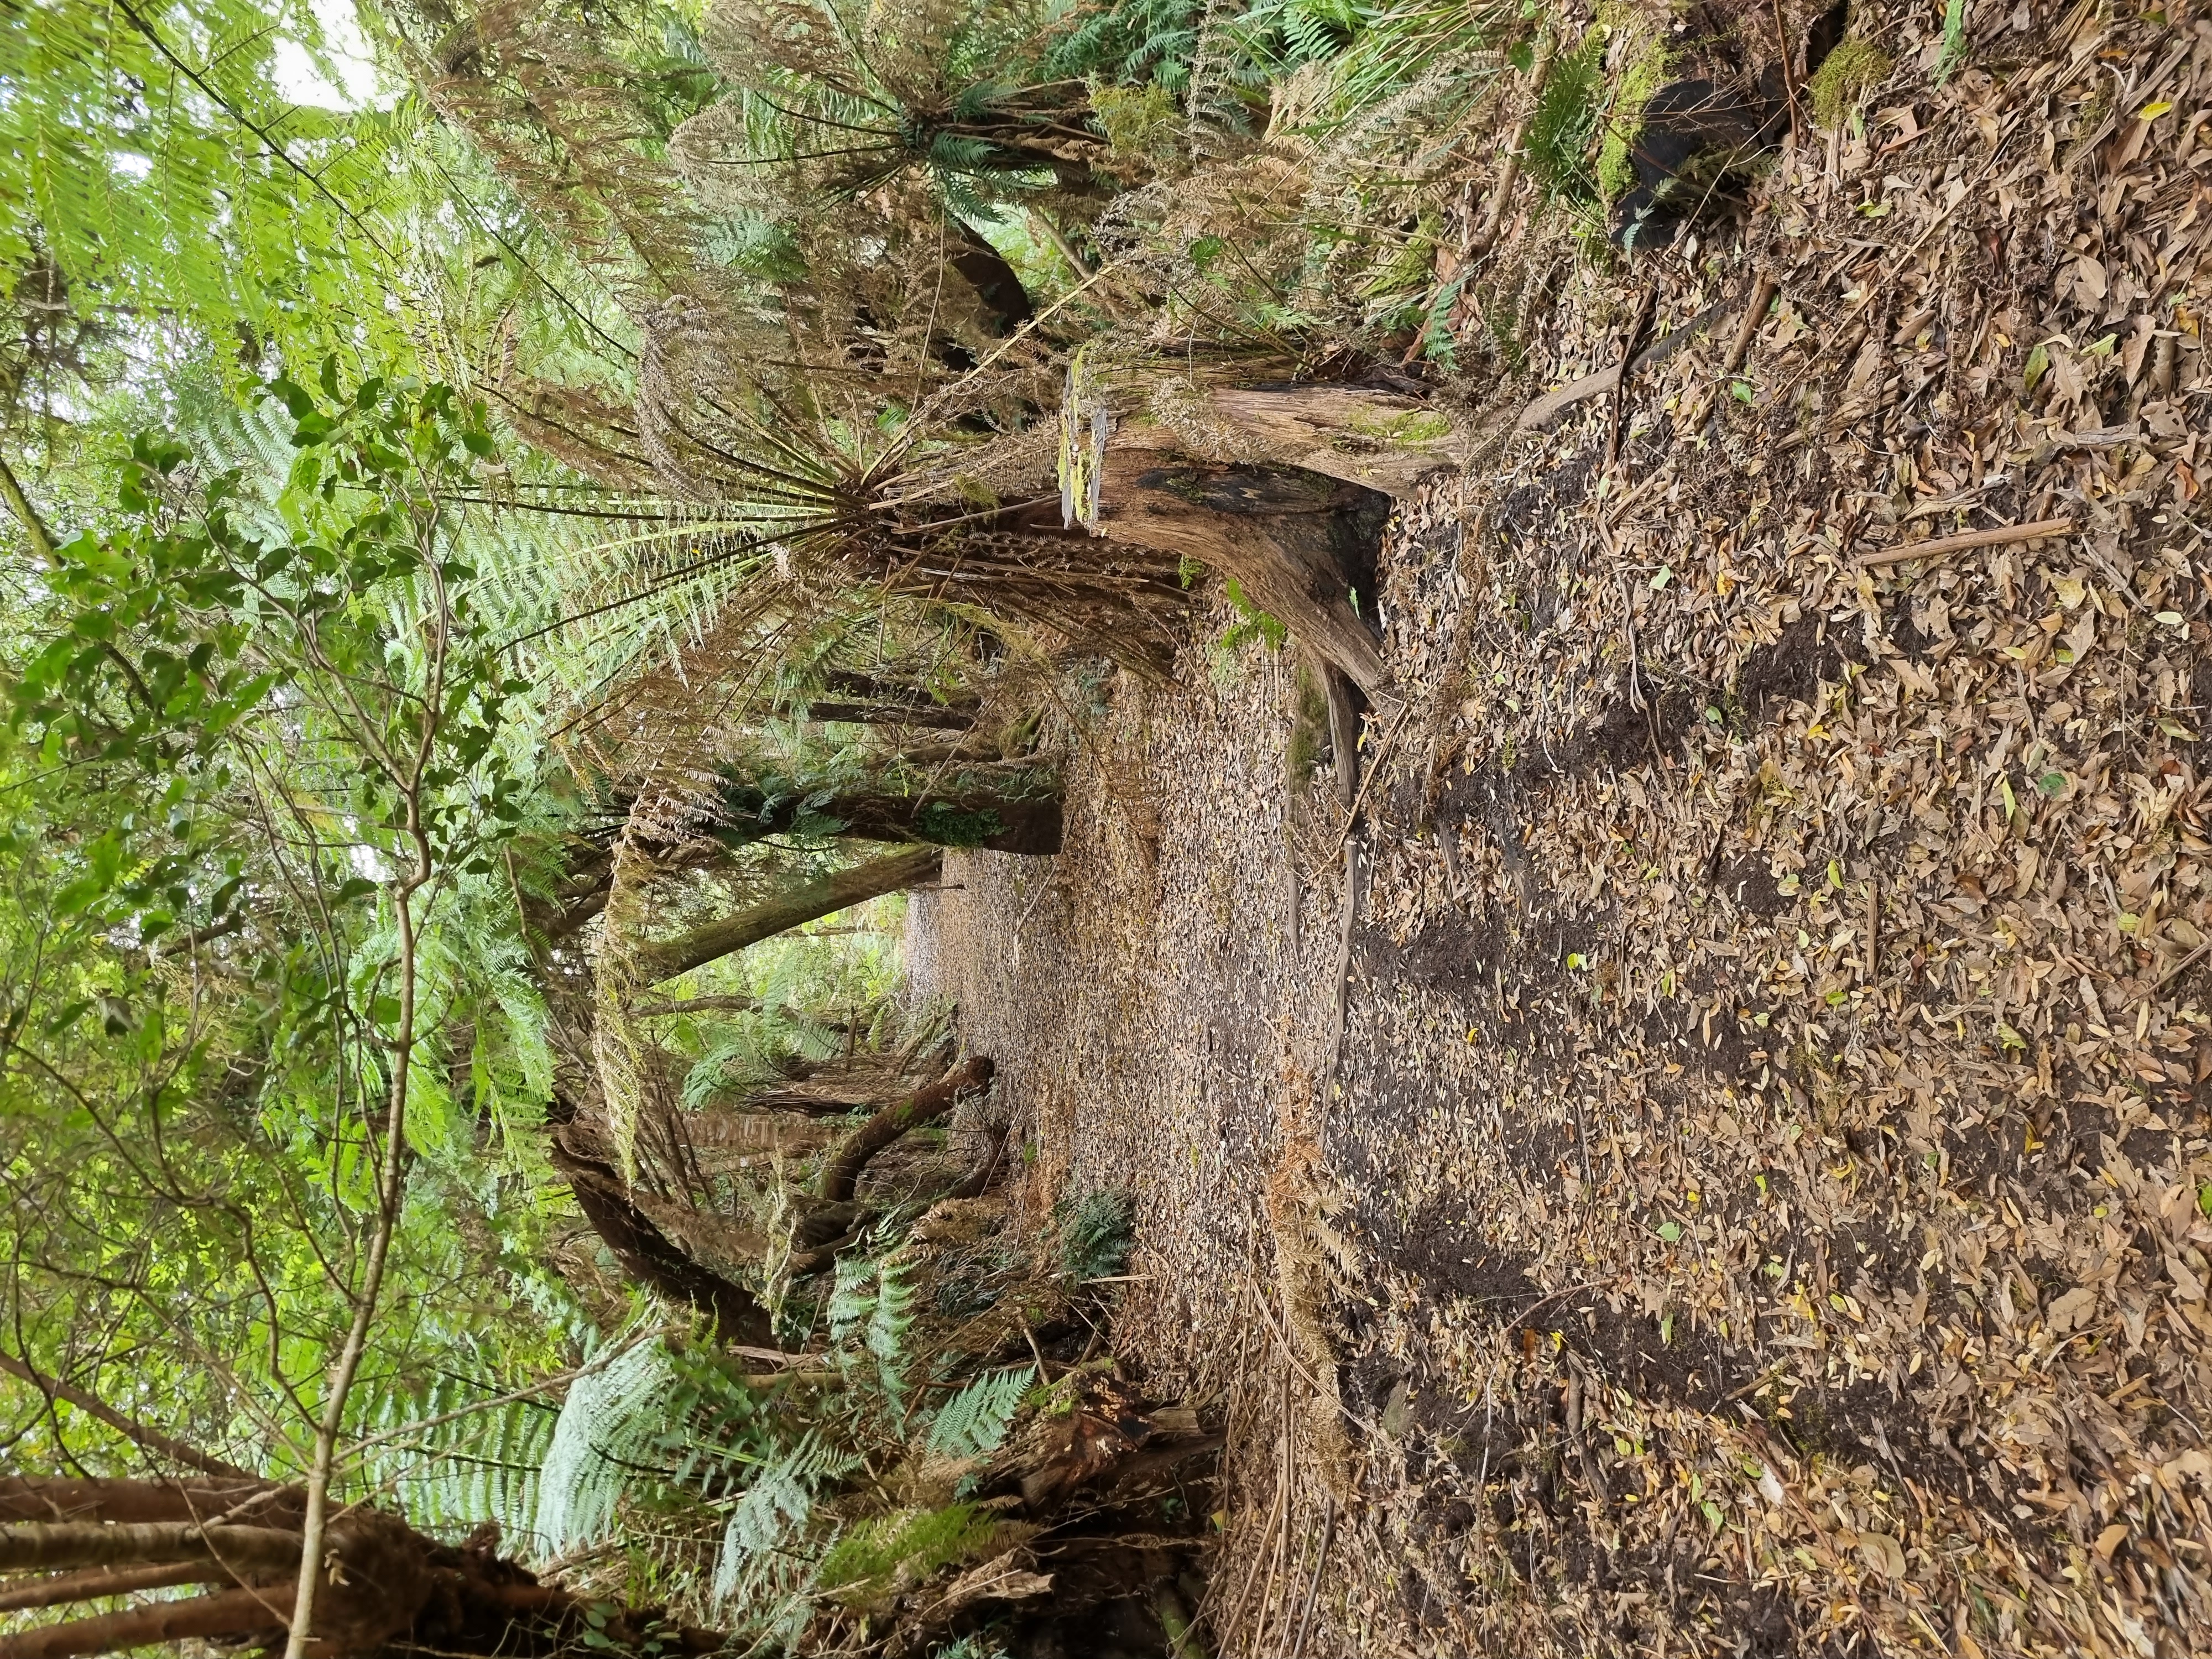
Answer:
0 1584 290 1659
0 1483 723 1658
0 1480 295 1527
0 1523 301 1574
633 843 943 984
816 1056 995 1204
549 1139 782 1349
1194 384 1460 498
0 1562 220 1613
709 784 1060 855
817 670 980 724
1092 447 1395 698
801 699 977 729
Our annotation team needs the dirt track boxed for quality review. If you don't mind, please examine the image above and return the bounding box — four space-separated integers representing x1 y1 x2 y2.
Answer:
911 7 2212 1653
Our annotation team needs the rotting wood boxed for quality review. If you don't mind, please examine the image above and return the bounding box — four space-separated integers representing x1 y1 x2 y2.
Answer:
634 844 943 984
1095 447 1394 697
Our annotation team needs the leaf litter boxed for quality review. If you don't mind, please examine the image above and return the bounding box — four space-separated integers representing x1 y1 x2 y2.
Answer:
913 2 2212 1652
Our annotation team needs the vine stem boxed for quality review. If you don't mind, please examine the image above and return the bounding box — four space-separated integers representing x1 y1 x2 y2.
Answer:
281 505 448 1658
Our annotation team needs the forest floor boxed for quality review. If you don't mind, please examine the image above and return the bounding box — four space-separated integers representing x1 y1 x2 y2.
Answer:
910 9 2212 1656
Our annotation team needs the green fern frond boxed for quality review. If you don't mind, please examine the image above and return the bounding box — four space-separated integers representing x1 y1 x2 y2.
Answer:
828 1244 919 1403
815 1501 1004 1600
538 1339 679 1548
925 1364 1034 1459
710 1428 862 1605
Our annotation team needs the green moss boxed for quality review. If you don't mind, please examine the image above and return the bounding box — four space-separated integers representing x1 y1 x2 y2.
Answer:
915 801 1005 847
1287 661 1328 785
1808 37 1892 130
1597 37 1674 201
1091 81 1182 164
817 1503 999 1597
1346 405 1453 445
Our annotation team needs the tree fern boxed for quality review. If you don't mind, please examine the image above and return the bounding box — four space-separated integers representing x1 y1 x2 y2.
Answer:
925 1364 1034 1459
361 1379 560 1547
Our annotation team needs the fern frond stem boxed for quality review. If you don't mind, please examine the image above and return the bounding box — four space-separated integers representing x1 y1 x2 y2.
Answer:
690 141 903 166
499 526 800 648
886 496 1059 538
420 154 638 362
438 495 693 521
748 92 899 140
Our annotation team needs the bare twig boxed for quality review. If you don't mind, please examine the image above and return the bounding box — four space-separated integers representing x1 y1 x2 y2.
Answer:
1328 704 1411 862
1606 285 1659 469
0 1351 253 1480
1289 1495 1335 1658
1721 272 1779 380
1852 516 2075 568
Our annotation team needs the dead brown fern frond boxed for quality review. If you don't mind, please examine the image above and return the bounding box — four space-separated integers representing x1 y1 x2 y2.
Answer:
1265 1070 1359 1500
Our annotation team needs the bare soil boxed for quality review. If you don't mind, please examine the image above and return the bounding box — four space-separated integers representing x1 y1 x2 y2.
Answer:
911 6 2212 1653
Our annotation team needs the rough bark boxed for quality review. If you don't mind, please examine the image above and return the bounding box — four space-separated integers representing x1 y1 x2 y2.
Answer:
0 1481 723 1658
1196 384 1460 498
817 671 980 722
0 1480 296 1527
817 1056 996 1204
634 843 943 984
801 698 975 729
1322 660 1364 810
0 1522 301 1574
709 784 1061 856
0 1584 290 1659
1093 447 1394 697
0 1561 219 1613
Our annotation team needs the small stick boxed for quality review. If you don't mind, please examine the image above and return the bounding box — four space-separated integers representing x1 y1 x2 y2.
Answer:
1289 1495 1335 1659
1496 1279 1607 1339
1864 878 1880 980
1253 1364 1293 1653
1771 0 1802 137
1019 1316 1051 1378
1606 284 1659 469
1852 516 2075 569
1328 704 1412 861
2156 942 2211 992
1721 273 1778 380
1722 1361 1793 1405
